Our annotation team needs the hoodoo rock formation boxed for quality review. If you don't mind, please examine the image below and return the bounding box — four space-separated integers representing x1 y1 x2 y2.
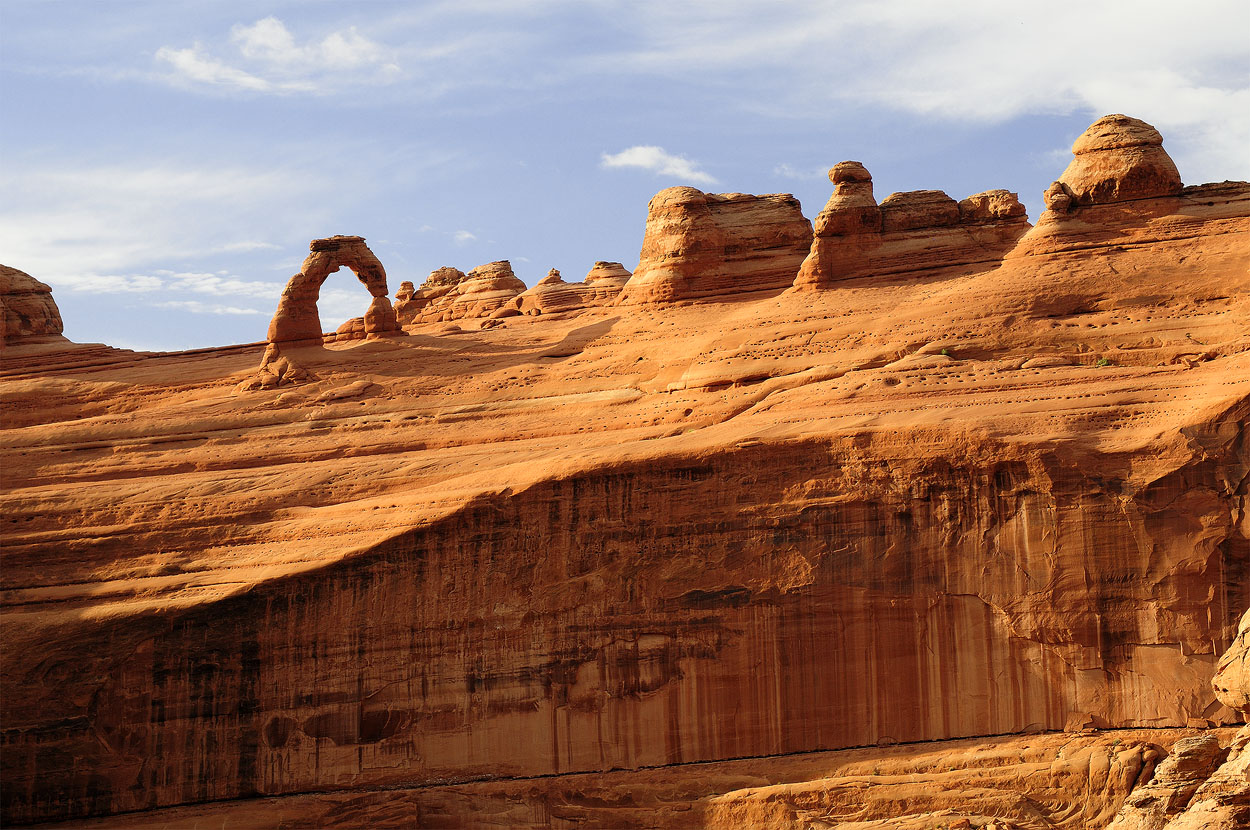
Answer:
396 261 526 326
1 264 64 344
499 262 632 317
793 162 1031 289
1053 114 1184 208
616 187 812 304
2 115 1248 829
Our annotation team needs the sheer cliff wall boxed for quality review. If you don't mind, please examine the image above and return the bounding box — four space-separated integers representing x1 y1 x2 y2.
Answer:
4 423 1245 822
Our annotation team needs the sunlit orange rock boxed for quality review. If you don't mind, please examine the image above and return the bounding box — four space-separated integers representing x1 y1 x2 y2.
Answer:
616 187 812 304
1 115 1248 828
0 264 64 345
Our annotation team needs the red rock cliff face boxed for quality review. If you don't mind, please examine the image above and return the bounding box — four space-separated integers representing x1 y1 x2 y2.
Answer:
2 115 1248 827
4 430 1245 822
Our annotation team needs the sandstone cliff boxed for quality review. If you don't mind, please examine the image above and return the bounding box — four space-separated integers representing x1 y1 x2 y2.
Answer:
616 187 812 304
1 115 1248 828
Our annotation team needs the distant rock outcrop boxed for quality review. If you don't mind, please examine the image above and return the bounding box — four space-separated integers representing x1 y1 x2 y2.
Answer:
583 261 632 289
498 262 632 317
616 188 812 304
396 262 525 326
1 264 64 344
793 163 1030 289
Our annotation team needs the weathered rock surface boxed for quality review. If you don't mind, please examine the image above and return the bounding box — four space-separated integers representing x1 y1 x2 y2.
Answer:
245 236 400 389
1105 734 1228 829
1056 114 1183 207
27 730 1218 829
266 235 397 344
583 260 632 288
1111 609 1250 830
1 115 1248 828
1 264 64 344
396 262 526 326
616 187 812 304
793 163 1030 289
501 263 632 317
1214 609 1250 713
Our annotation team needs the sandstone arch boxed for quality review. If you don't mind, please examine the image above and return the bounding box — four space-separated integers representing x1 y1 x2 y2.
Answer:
267 235 399 343
243 235 401 391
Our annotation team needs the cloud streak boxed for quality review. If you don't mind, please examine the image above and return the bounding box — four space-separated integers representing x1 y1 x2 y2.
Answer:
601 146 718 185
156 16 401 94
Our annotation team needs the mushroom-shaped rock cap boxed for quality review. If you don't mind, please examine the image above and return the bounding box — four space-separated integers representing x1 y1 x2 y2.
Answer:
1057 114 1182 205
1072 114 1165 154
829 161 872 185
537 269 564 286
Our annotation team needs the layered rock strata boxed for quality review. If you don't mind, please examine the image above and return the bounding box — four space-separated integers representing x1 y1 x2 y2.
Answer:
793 162 1030 288
498 262 632 317
1 264 64 344
1053 114 1183 208
396 261 526 326
616 188 812 304
1 115 1248 828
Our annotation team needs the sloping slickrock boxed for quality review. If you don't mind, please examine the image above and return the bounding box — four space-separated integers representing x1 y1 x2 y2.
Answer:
30 730 1213 829
2 116 1249 828
616 187 812 304
793 163 1030 289
1 264 64 344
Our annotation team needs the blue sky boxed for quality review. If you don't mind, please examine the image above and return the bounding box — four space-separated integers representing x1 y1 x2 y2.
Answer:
3 0 1247 351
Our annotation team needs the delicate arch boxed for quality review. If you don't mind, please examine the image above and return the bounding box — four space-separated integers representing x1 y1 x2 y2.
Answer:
267 235 398 343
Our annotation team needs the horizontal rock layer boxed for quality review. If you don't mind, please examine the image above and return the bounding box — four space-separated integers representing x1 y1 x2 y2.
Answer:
2 134 1249 826
617 188 812 304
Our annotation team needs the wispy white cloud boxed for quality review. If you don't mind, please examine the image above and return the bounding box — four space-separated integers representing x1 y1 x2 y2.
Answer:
161 271 284 298
601 145 718 185
586 0 1248 183
155 16 401 94
47 273 165 294
452 229 477 244
153 300 265 315
0 157 332 308
773 163 829 182
223 240 282 253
